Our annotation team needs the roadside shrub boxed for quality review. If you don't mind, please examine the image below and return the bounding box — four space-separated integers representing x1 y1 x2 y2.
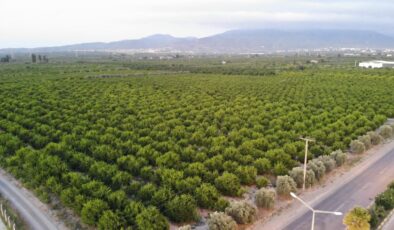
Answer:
255 188 276 209
318 155 336 172
375 189 394 210
358 135 372 150
215 172 242 196
380 125 393 139
276 175 297 196
367 181 394 228
369 205 387 229
289 167 315 188
225 201 257 224
307 159 326 181
389 181 394 189
343 206 371 230
256 176 270 189
350 140 365 154
330 150 347 166
367 131 383 145
207 212 237 230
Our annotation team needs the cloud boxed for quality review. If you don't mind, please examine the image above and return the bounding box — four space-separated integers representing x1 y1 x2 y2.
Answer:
0 0 393 48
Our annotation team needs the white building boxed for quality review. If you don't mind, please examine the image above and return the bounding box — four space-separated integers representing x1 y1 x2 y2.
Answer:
359 60 394 69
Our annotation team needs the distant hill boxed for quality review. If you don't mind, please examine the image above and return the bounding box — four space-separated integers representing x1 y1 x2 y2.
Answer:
197 29 394 53
2 29 394 54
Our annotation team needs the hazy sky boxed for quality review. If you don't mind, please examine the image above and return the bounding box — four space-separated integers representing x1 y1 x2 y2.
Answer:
1 0 394 48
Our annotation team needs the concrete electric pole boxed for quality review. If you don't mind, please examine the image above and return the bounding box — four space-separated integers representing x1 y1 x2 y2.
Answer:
300 137 315 191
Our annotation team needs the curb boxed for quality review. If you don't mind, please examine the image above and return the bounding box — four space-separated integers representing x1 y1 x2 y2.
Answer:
378 208 394 230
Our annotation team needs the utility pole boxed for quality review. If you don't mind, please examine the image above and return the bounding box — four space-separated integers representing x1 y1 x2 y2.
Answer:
300 137 315 191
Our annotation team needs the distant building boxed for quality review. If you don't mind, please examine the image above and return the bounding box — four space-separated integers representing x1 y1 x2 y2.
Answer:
359 60 394 69
309 60 318 64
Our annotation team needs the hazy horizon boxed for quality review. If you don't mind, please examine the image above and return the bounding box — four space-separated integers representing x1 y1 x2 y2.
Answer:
1 0 394 49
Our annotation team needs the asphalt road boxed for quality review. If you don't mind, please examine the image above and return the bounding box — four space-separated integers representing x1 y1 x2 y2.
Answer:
283 146 394 230
0 172 59 230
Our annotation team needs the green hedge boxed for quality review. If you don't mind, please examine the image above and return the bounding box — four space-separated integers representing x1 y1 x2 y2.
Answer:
369 182 394 229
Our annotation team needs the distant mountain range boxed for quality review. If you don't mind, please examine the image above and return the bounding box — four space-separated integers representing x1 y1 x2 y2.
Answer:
2 29 394 54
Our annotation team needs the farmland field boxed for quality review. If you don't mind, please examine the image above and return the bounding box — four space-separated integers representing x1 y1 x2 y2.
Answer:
0 61 394 229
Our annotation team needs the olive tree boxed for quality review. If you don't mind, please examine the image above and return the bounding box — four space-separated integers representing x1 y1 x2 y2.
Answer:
289 167 315 188
318 155 336 172
225 200 257 224
255 188 276 209
380 125 393 139
307 160 326 181
391 124 394 135
207 212 237 230
367 131 383 145
276 175 297 196
330 150 347 166
178 225 192 230
350 140 365 154
358 135 372 150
